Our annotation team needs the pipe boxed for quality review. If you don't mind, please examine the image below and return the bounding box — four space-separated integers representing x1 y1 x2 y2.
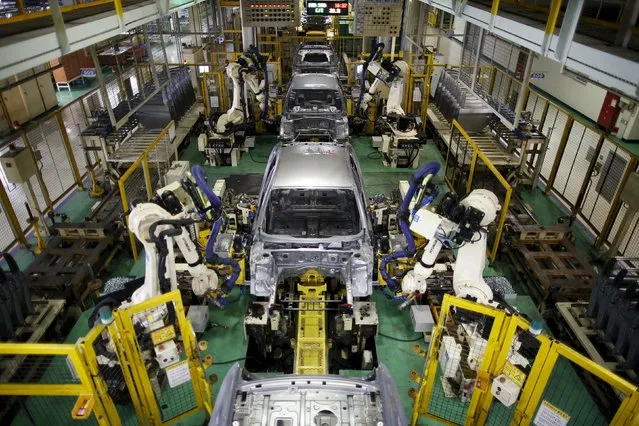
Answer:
379 250 406 292
192 166 222 212
192 166 241 293
356 42 385 115
400 161 441 255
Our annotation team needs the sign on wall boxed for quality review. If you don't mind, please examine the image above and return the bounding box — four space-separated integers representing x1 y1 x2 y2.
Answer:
306 1 349 15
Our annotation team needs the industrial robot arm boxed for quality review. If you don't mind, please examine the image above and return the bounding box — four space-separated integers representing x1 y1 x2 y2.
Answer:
215 47 268 134
357 44 409 116
127 202 218 306
401 189 501 305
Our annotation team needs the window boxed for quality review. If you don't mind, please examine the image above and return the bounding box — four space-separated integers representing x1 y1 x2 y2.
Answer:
265 188 360 237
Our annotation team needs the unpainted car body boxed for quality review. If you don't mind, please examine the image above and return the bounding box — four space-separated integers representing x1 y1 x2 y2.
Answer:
249 142 374 301
279 73 349 142
209 363 408 425
293 42 340 75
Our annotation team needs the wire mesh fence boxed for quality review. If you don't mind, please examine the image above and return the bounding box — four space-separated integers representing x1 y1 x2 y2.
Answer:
530 356 612 425
425 303 497 424
0 395 100 426
485 325 542 425
444 120 512 263
414 295 639 425
120 296 202 423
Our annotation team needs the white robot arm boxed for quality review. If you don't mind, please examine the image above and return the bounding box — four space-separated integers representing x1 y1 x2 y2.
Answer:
359 58 409 115
401 189 501 305
215 50 268 134
127 202 218 306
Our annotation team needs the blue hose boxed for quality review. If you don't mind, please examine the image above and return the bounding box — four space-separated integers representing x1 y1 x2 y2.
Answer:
379 250 405 292
399 161 440 255
192 165 241 292
192 166 222 212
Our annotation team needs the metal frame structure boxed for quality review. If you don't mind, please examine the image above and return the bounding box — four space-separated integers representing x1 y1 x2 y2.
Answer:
444 119 512 264
0 291 212 426
118 120 175 260
411 294 639 426
113 290 213 425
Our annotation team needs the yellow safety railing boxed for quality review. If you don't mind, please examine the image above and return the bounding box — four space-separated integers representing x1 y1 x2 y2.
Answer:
0 0 123 25
0 342 113 424
118 120 175 260
113 290 213 424
412 294 639 426
444 119 511 264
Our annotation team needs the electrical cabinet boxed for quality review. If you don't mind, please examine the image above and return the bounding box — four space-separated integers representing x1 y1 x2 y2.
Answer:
0 147 38 184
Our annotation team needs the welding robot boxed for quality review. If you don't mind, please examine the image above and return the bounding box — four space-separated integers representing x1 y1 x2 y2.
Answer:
355 43 427 168
199 46 270 166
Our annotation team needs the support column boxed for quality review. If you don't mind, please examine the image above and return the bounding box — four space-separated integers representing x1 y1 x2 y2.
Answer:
615 0 639 48
56 111 85 191
144 28 161 90
513 50 534 125
554 0 584 65
470 28 483 91
188 6 203 47
47 0 70 54
89 47 117 127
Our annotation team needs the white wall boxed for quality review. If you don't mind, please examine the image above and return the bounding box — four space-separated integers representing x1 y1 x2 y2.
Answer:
530 56 605 122
424 27 463 66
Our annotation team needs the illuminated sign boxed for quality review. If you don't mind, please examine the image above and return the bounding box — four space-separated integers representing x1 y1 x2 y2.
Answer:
306 1 349 15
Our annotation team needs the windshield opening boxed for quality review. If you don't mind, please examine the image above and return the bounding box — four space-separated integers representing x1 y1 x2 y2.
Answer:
265 188 360 238
286 89 344 113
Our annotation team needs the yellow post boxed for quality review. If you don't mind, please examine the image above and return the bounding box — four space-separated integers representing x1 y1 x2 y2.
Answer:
544 0 563 36
16 0 25 15
142 158 153 199
118 179 139 260
466 151 478 195
56 111 85 191
491 0 500 15
113 0 124 30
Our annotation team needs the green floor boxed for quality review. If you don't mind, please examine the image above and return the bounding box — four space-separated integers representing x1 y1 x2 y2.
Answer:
7 135 610 425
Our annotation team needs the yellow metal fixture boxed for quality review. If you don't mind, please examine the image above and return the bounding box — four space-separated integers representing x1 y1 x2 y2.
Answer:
294 270 328 375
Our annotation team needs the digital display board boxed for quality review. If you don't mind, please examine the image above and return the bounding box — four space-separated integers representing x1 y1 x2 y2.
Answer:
306 1 349 15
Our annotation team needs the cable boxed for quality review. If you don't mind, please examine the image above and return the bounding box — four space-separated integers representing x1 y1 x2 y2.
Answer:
213 357 248 365
378 332 424 342
248 150 268 163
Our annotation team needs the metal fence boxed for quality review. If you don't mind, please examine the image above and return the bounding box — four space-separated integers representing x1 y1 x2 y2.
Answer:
113 291 212 424
0 343 111 425
0 291 212 426
412 294 639 426
444 119 512 264
117 120 175 260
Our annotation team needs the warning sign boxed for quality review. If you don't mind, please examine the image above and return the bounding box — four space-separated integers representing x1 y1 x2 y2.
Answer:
502 361 526 387
165 360 192 388
533 400 570 426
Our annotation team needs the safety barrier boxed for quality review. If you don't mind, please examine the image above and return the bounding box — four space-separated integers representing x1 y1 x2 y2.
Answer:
112 290 212 424
0 342 112 425
443 119 512 264
522 86 639 255
411 294 639 426
118 120 175 260
0 291 212 426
